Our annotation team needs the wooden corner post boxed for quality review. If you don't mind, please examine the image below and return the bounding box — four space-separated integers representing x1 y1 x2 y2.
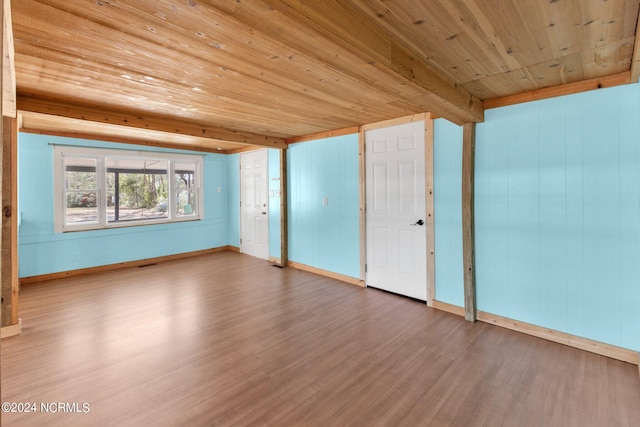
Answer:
1 115 17 329
2 0 19 335
278 148 288 267
425 113 435 307
462 122 477 322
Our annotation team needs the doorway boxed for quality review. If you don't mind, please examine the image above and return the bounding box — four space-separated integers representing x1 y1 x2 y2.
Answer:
240 149 269 260
365 120 428 301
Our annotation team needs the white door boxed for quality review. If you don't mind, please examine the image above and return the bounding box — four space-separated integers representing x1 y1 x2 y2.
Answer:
365 121 427 301
240 149 269 260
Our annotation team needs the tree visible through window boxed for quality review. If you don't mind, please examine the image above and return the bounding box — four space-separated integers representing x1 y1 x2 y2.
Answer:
106 158 170 223
64 157 98 224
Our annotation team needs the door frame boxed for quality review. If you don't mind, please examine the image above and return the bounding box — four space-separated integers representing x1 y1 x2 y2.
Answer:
359 113 435 306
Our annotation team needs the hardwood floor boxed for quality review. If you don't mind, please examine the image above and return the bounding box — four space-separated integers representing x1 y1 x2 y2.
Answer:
2 251 639 426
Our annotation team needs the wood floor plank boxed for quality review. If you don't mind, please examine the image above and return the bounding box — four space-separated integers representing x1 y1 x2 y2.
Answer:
1 251 639 426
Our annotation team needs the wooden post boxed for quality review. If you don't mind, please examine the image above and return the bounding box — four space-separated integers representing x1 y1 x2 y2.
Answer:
631 8 640 83
462 122 477 322
358 127 366 280
1 115 17 328
278 148 288 267
425 113 435 307
0 15 3 403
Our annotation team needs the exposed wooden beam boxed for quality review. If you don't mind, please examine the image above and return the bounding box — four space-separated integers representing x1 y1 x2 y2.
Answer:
225 145 265 155
0 7 3 423
484 72 631 110
19 110 254 153
286 126 359 144
278 149 288 268
17 95 288 149
2 0 14 118
425 113 435 307
19 127 243 155
222 0 483 125
358 127 366 281
632 7 640 83
1 115 17 328
462 122 476 322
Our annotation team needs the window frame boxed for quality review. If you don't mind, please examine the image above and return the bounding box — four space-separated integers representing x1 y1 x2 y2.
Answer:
53 146 204 233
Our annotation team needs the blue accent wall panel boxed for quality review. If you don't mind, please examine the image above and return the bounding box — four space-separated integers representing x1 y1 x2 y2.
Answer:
433 119 464 306
475 110 510 314
18 133 230 277
537 97 569 329
475 83 640 351
287 134 360 278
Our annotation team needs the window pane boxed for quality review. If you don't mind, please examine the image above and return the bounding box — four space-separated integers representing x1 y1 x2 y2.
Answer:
66 192 98 224
176 190 197 216
65 157 97 190
175 162 197 216
64 157 98 225
105 158 169 222
56 148 202 232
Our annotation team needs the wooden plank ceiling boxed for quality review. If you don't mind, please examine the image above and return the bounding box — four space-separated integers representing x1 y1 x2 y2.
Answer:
11 0 640 152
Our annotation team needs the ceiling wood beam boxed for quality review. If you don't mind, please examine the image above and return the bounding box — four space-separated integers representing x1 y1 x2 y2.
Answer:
222 0 483 124
2 0 14 118
483 72 631 110
632 6 640 83
19 127 239 155
17 95 288 149
286 126 359 145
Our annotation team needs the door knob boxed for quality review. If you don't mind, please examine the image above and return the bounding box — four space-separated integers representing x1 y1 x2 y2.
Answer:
411 219 424 226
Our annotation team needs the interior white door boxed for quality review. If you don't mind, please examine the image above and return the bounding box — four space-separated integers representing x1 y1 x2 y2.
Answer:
365 120 427 301
240 149 269 260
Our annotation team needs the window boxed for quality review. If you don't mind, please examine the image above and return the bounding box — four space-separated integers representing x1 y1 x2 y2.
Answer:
54 146 204 232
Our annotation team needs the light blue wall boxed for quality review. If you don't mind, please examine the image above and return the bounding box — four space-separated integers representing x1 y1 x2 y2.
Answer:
433 119 464 306
288 134 360 278
475 83 640 351
19 134 230 277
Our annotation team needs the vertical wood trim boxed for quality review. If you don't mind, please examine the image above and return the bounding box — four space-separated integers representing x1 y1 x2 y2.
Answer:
0 5 4 424
278 148 288 267
0 0 4 350
2 0 14 118
1 115 17 326
358 127 366 280
462 122 477 322
631 8 640 83
425 113 435 307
